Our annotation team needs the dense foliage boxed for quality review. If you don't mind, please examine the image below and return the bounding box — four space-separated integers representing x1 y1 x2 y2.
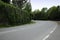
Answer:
1 0 10 3
47 6 60 20
0 0 31 27
0 0 60 28
32 6 60 20
12 0 27 9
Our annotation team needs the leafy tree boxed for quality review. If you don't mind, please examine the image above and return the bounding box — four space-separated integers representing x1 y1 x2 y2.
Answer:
32 8 48 20
40 8 47 19
1 0 10 3
32 9 41 20
56 6 60 20
47 6 58 20
23 2 32 20
12 0 27 9
24 2 32 13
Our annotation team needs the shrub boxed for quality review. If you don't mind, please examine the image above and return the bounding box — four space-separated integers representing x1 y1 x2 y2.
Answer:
0 1 31 27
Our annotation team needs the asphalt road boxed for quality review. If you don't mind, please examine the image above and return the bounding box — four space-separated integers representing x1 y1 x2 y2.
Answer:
0 21 57 40
46 21 60 40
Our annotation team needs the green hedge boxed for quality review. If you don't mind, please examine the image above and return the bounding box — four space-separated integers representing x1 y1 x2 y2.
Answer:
0 1 31 27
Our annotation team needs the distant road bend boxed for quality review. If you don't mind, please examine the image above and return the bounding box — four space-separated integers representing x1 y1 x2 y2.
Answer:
0 21 57 40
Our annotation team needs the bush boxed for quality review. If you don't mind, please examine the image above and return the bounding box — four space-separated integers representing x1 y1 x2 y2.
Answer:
32 6 60 20
0 1 31 27
31 9 48 20
47 6 60 20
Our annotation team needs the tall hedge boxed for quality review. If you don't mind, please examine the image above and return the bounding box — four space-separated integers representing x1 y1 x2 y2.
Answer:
0 1 31 26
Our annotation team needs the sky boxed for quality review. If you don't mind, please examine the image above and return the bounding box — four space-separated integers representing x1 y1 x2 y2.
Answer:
31 0 60 11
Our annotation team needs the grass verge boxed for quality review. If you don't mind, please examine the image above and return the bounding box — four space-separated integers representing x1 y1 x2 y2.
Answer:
0 21 35 28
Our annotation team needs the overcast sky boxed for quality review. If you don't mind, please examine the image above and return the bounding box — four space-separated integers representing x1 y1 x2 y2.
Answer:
31 0 60 11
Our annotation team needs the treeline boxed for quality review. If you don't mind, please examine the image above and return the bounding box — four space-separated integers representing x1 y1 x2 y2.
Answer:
0 0 31 27
0 0 60 28
31 6 60 20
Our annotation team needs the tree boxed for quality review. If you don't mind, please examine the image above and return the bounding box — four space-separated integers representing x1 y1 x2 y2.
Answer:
32 9 42 20
12 0 27 9
40 8 48 19
1 0 10 3
24 2 32 13
47 6 58 20
23 2 32 20
56 6 60 20
32 8 48 20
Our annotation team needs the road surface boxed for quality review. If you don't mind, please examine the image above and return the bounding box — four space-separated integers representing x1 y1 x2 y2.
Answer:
46 21 60 40
0 21 57 40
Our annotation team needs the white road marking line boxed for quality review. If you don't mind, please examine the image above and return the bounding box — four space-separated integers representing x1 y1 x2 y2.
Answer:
43 34 50 40
43 23 57 40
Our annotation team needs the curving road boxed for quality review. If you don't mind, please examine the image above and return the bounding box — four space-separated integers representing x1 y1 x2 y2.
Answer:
0 21 57 40
46 21 60 40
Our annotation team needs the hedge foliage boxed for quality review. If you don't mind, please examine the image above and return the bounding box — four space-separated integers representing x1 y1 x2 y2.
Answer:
0 1 31 27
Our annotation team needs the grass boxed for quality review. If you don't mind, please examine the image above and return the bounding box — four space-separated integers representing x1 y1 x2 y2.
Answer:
0 21 35 28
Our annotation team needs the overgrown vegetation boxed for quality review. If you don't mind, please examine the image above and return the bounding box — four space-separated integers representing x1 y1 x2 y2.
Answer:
31 6 60 20
0 0 32 28
0 0 60 28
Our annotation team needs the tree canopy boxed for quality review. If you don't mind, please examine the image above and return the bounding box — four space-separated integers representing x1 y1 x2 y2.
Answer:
1 0 10 3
